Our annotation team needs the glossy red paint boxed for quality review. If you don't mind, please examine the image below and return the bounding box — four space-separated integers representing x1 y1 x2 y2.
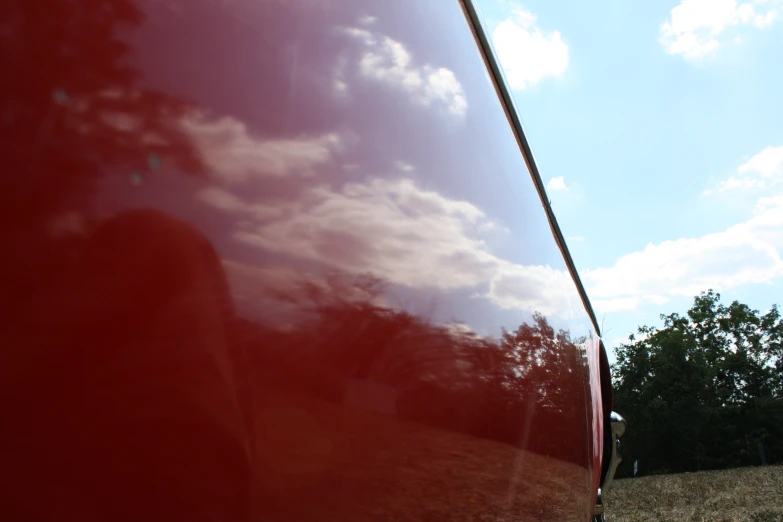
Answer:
0 0 607 520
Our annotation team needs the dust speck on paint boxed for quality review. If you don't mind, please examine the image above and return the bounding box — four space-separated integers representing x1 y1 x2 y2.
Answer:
147 153 161 171
130 171 144 186
53 88 69 105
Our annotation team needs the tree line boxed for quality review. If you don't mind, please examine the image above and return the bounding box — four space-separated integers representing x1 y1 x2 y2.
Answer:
612 290 783 477
233 273 595 466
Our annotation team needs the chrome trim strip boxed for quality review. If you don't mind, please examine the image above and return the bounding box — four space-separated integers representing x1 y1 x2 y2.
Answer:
458 0 601 336
602 411 627 492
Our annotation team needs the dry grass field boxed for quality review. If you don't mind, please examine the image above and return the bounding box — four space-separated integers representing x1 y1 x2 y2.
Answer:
603 465 783 521
251 390 593 521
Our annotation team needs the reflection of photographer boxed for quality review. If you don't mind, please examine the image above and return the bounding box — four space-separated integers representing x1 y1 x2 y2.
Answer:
3 209 253 521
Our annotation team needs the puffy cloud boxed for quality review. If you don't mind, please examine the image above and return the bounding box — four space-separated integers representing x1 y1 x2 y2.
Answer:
593 295 669 314
358 14 377 26
199 177 582 318
594 144 783 315
342 27 468 116
607 336 631 349
64 89 348 182
660 0 783 61
491 7 569 89
233 178 498 290
394 160 416 172
706 145 783 193
220 260 388 328
739 145 783 178
547 176 569 191
584 203 783 315
754 7 781 27
741 195 783 247
180 111 347 182
592 296 645 313
488 263 581 317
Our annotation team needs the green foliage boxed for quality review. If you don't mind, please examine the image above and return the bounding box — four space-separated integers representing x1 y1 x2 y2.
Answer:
613 290 783 477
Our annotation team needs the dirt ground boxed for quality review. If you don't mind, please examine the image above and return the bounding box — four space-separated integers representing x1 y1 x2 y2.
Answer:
603 465 783 522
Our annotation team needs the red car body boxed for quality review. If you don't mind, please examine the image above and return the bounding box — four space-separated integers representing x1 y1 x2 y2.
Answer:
0 0 614 520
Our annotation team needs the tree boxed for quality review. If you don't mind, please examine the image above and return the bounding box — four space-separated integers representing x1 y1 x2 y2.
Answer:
0 0 206 316
613 290 783 476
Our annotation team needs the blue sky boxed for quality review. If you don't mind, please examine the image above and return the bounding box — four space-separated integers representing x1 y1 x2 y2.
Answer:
476 0 783 355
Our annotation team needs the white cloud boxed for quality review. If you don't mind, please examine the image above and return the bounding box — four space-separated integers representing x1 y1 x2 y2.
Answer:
358 14 377 26
584 203 783 315
332 56 349 96
593 295 669 313
342 27 468 116
596 144 783 315
706 145 783 193
660 0 783 61
233 178 498 290
491 8 569 89
199 177 581 318
755 8 781 27
742 195 783 247
180 111 346 182
73 91 349 182
547 176 569 191
394 160 416 172
608 336 630 349
739 145 783 178
488 263 581 317
593 296 644 313
221 260 388 328
647 294 671 305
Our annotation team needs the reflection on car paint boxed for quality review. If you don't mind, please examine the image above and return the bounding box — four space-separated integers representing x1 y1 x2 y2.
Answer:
0 0 605 520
